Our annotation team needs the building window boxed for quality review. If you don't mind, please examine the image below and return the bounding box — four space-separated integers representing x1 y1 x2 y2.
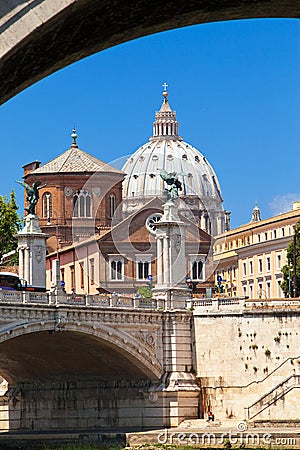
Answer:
267 282 271 298
243 286 247 297
90 258 95 285
243 262 247 276
42 192 52 218
277 254 282 270
277 280 283 297
233 266 236 279
257 234 261 243
137 261 150 279
265 232 268 241
192 261 203 280
110 258 123 280
249 261 253 275
80 262 84 289
110 194 116 217
70 265 75 291
249 284 253 299
258 258 263 273
266 257 271 271
73 190 92 217
282 228 285 237
274 229 277 239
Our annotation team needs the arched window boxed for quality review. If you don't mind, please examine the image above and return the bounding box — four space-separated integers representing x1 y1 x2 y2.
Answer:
191 260 204 280
137 258 151 280
110 194 116 217
73 190 92 217
42 192 52 218
110 258 123 280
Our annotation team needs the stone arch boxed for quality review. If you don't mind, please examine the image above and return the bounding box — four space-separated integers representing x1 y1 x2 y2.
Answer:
0 1 299 104
0 319 163 383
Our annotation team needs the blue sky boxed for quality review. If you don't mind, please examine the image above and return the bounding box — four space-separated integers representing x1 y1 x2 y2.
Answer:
0 18 299 228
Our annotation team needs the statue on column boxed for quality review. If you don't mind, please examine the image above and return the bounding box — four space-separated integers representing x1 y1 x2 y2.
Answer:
159 169 183 202
16 180 46 215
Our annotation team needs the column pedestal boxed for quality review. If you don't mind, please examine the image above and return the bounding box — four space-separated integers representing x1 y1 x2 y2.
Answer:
16 214 48 289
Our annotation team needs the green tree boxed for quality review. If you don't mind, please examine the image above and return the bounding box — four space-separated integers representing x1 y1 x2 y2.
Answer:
0 190 22 265
281 220 300 297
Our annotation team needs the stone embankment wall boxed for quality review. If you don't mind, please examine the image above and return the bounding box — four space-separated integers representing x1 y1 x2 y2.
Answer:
193 301 300 421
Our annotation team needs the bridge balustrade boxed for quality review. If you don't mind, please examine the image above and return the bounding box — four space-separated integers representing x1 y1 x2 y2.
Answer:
192 297 245 311
0 290 158 309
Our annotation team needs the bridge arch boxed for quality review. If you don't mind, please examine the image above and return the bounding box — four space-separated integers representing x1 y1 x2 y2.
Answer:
0 318 163 384
0 1 299 105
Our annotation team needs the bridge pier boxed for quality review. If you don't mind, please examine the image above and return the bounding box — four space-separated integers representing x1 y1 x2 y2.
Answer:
2 377 199 431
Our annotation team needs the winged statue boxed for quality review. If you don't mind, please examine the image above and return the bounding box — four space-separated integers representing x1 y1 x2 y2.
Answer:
16 180 47 215
159 169 185 201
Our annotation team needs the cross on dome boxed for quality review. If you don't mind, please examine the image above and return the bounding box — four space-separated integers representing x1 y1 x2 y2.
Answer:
162 82 169 99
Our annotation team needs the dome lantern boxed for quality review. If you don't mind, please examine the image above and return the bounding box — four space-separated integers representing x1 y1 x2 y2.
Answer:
151 83 182 141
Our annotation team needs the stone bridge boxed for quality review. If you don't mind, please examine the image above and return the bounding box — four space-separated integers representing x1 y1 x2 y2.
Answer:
0 293 198 431
0 0 299 105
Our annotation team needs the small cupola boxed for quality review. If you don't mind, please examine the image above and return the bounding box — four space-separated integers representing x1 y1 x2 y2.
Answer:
251 202 261 222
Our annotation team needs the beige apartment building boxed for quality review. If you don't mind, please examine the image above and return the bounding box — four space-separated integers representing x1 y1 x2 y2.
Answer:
214 202 300 299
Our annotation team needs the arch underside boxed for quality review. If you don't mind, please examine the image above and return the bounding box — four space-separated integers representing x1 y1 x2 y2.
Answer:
0 330 159 384
0 1 299 105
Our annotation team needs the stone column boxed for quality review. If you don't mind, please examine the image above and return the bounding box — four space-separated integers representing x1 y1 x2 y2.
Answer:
18 248 24 280
24 248 30 284
200 211 206 230
156 237 163 285
152 200 191 310
163 235 169 286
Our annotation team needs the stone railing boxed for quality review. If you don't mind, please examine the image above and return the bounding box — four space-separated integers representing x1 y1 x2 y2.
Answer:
192 297 300 313
192 297 245 311
0 290 157 309
246 374 300 419
244 298 300 310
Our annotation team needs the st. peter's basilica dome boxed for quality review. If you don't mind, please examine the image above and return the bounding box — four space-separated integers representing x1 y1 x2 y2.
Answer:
122 87 230 235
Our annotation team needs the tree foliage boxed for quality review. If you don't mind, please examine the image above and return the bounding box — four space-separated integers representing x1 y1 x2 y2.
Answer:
0 190 22 264
281 220 300 297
